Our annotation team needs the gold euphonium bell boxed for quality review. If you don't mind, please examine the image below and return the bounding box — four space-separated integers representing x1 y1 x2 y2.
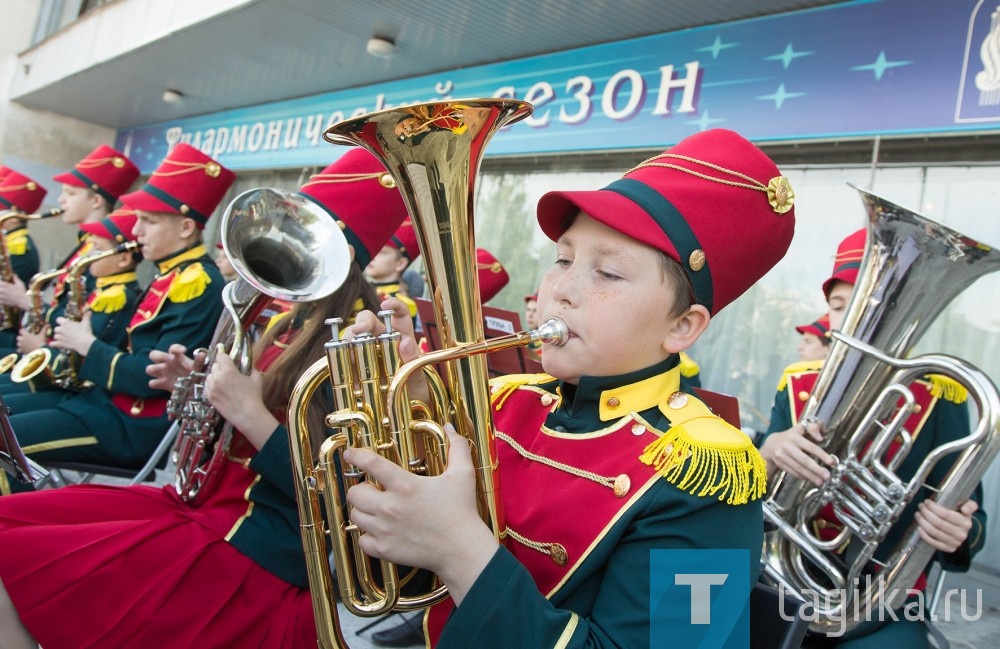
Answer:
285 99 567 648
760 186 1000 634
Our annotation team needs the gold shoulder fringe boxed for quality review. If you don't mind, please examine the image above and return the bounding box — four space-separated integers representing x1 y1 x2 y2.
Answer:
89 284 127 313
167 262 211 303
924 374 969 404
642 396 766 505
679 351 700 378
776 359 824 391
5 234 28 255
489 373 555 410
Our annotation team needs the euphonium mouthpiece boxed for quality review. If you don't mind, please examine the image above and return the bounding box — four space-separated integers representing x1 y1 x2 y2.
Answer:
532 316 569 347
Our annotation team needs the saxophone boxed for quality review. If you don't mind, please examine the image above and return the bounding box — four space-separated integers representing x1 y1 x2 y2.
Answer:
11 242 139 391
0 208 64 329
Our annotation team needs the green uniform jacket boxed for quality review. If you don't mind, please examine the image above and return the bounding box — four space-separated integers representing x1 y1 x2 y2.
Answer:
431 356 767 648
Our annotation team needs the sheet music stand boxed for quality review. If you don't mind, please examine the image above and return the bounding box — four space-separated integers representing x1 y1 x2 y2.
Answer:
414 298 542 377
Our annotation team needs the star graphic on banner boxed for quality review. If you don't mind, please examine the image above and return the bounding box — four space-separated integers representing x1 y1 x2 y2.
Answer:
757 83 806 109
764 43 814 70
687 110 727 131
697 35 739 59
850 51 911 80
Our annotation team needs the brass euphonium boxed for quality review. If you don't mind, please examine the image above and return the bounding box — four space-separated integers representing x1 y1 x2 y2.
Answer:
169 187 351 504
286 99 567 648
0 207 64 329
760 186 1000 635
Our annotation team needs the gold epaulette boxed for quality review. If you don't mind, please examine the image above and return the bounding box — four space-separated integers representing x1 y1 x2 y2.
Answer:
489 372 556 410
90 284 127 313
922 374 969 404
5 233 28 255
167 262 211 303
678 351 700 378
776 359 825 392
640 393 766 505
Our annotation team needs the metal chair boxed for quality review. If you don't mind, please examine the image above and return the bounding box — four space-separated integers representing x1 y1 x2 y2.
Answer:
43 420 179 488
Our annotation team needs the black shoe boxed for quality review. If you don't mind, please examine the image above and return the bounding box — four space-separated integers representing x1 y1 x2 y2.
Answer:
371 614 424 647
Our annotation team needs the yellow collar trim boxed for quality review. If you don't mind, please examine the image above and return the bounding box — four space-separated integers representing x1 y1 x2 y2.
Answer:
599 365 681 421
777 358 825 391
157 244 207 274
96 271 137 288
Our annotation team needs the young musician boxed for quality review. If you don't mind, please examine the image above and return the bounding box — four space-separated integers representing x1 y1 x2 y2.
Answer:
0 170 47 345
0 208 143 400
757 228 986 647
0 148 410 649
345 128 795 648
0 144 232 493
0 146 139 352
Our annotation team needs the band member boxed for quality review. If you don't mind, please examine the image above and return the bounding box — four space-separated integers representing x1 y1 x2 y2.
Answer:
757 229 986 647
344 128 795 648
0 143 233 493
796 313 832 363
0 167 47 296
0 208 143 400
0 145 140 351
0 148 410 648
366 219 419 319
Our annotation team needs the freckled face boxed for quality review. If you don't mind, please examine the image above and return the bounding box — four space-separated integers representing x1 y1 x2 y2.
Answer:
536 213 676 384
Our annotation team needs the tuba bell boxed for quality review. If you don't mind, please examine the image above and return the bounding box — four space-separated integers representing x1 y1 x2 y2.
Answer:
169 187 352 504
760 186 1000 634
285 99 567 648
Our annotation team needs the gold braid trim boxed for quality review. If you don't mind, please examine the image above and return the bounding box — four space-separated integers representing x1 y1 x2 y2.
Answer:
489 373 554 410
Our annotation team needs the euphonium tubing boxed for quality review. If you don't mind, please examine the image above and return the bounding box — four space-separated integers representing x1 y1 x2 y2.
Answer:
287 98 534 648
760 187 1000 634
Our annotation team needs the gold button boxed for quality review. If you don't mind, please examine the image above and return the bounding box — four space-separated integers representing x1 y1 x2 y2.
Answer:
549 544 568 566
688 249 706 271
179 204 190 214
667 391 688 409
113 156 125 168
540 393 554 407
205 162 221 178
631 424 646 436
379 173 396 188
337 220 347 230
798 390 810 402
913 404 922 414
27 181 37 191
606 397 621 409
613 474 631 498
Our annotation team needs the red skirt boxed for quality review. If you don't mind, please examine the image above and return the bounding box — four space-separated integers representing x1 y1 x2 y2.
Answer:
0 483 317 649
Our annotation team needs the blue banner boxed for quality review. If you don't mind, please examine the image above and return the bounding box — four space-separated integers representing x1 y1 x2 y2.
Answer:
115 0 1000 172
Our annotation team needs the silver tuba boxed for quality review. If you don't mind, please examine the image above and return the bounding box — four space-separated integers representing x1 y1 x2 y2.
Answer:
760 186 1000 634
169 187 351 504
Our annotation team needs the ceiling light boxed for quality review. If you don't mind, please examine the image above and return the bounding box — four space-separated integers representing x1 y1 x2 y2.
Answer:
162 88 184 104
366 36 396 59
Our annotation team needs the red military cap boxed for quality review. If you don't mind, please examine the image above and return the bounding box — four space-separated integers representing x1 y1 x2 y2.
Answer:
80 207 139 244
299 148 409 269
0 166 11 182
795 313 831 339
120 143 235 229
822 228 866 298
477 248 510 303
0 170 47 214
537 128 795 316
53 144 140 203
389 218 420 262
524 290 538 303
